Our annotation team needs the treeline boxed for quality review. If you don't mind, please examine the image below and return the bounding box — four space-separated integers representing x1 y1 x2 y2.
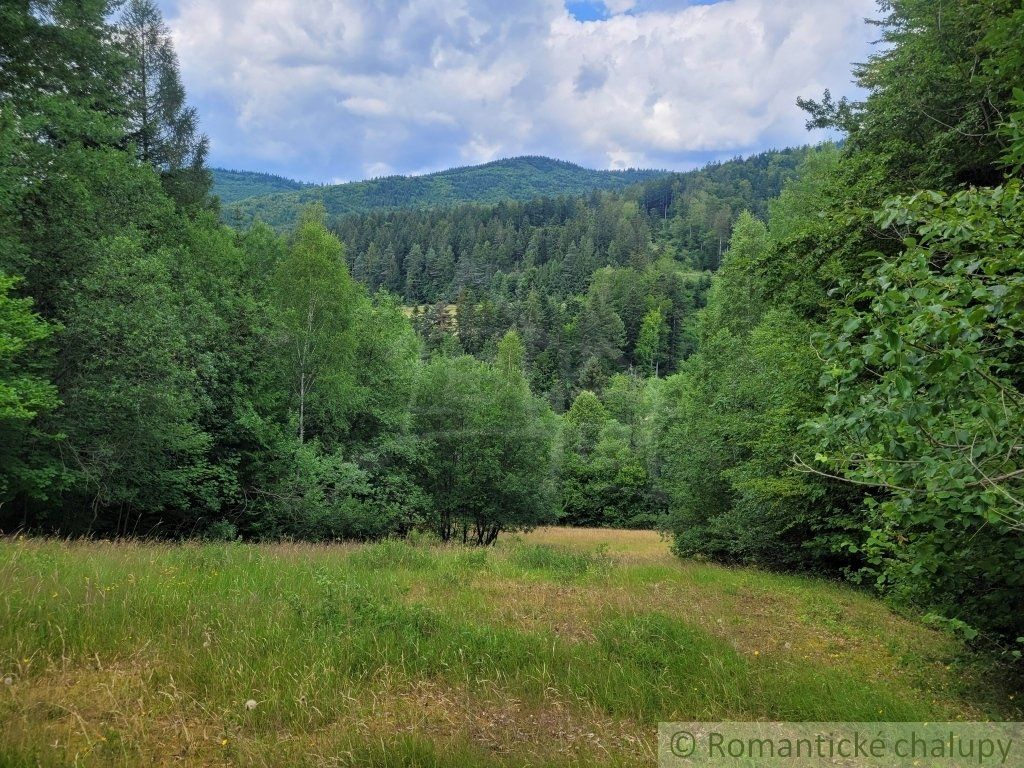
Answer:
224 156 666 228
656 0 1023 649
0 1 555 544
211 168 312 205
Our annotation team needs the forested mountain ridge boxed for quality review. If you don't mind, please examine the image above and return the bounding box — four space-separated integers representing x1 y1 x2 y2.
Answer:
211 168 311 204
336 146 811 304
222 156 666 228
326 146 810 414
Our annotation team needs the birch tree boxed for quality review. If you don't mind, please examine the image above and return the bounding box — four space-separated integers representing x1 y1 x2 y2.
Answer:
273 205 359 446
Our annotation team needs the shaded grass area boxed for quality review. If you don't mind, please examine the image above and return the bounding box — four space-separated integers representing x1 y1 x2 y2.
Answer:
0 530 1017 767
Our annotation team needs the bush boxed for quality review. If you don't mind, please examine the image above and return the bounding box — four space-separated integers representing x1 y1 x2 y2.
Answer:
202 520 239 541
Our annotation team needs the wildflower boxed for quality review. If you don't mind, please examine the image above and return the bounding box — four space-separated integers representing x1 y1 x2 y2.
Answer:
3 675 13 686
245 699 257 710
221 738 229 746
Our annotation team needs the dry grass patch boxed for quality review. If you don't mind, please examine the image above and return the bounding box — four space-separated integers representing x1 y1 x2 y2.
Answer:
350 678 653 764
514 527 672 565
1 659 232 767
2 661 652 768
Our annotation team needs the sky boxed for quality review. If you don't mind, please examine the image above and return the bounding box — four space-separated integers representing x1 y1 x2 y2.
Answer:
161 0 879 183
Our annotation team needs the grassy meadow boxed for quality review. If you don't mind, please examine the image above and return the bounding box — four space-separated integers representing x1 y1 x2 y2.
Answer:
0 528 1018 767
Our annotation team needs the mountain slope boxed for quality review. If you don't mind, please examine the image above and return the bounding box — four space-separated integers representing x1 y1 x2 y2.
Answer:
336 146 812 301
223 156 667 229
211 168 311 205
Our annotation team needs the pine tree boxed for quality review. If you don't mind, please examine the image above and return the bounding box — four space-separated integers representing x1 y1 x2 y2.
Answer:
0 1 125 139
404 244 426 302
359 242 382 287
118 0 210 208
382 244 401 293
574 287 625 375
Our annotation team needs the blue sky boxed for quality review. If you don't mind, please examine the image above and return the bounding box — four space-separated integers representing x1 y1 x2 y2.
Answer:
162 0 877 183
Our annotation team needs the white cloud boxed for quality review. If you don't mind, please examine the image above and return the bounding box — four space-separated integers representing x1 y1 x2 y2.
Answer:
169 0 877 181
462 136 504 164
364 161 395 177
603 0 638 13
342 96 392 117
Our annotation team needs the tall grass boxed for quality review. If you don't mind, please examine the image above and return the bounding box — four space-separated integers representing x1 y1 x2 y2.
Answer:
0 535 1014 767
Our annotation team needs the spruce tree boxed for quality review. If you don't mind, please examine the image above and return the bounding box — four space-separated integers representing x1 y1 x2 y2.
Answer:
118 0 210 208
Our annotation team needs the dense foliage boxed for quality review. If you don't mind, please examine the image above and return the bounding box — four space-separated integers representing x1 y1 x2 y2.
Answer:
559 378 664 529
812 181 1024 641
412 333 556 544
0 1 552 544
661 0 1024 651
327 148 806 409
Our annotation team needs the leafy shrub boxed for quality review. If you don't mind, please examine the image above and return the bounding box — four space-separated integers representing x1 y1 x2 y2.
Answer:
202 520 238 541
813 181 1024 643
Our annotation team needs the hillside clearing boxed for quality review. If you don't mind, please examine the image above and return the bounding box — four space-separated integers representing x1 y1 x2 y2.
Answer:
0 529 1017 767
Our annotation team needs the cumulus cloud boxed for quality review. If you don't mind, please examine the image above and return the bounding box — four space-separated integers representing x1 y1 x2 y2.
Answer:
167 0 877 181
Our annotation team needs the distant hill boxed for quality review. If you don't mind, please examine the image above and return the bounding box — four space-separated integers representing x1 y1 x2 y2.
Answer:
221 156 667 229
211 168 312 205
334 145 812 303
